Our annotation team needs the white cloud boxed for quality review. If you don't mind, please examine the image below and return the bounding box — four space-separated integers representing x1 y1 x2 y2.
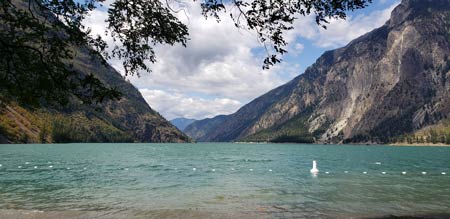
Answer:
125 2 291 118
140 89 242 120
83 2 290 119
290 1 400 48
83 1 399 120
290 43 305 56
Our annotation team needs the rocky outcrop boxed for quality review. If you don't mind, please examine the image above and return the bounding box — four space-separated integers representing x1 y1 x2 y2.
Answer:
185 0 450 143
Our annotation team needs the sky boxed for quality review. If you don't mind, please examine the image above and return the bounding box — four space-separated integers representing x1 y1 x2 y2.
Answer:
84 0 400 121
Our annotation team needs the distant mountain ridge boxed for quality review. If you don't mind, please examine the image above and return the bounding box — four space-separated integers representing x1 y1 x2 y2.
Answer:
185 0 450 144
170 118 197 131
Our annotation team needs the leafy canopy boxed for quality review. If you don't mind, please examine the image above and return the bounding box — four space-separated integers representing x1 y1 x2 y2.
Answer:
0 0 371 106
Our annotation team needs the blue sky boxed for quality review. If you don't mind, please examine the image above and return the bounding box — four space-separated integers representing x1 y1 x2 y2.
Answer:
84 0 400 120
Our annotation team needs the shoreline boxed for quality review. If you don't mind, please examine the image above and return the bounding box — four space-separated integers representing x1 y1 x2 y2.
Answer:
389 143 450 147
1 142 450 146
234 141 450 147
1 209 450 219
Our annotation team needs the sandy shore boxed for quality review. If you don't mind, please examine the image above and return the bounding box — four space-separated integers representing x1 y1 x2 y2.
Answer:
0 209 276 219
1 209 450 219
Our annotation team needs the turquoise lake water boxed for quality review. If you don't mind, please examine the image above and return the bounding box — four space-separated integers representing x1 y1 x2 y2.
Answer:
0 143 449 219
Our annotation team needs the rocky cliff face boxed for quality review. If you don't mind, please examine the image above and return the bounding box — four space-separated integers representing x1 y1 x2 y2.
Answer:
185 0 450 143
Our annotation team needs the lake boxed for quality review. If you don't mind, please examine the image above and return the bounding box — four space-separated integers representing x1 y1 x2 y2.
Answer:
0 143 449 219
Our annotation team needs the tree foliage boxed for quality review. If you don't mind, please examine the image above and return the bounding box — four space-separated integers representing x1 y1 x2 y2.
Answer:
0 0 371 105
0 0 121 105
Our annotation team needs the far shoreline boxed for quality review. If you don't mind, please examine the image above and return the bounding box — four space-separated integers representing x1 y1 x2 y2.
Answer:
389 142 450 147
1 142 450 147
233 141 450 147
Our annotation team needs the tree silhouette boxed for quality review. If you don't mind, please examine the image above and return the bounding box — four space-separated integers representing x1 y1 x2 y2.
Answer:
0 0 371 106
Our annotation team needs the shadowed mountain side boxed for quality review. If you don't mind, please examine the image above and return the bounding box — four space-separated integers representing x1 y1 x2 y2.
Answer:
0 1 190 143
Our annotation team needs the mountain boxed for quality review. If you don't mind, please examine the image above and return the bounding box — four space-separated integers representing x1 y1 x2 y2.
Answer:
0 2 190 144
170 118 197 131
184 115 228 140
185 0 450 144
0 52 190 143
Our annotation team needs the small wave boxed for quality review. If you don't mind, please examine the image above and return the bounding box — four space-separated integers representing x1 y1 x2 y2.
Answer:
150 183 182 191
134 164 165 169
149 164 164 168
226 158 273 163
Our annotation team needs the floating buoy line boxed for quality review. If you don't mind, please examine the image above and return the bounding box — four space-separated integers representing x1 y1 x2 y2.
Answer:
0 160 448 177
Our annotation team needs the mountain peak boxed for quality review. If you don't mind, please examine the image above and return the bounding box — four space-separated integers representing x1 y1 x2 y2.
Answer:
389 0 450 27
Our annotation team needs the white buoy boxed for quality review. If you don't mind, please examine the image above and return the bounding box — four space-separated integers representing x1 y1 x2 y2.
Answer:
34 166 38 169
268 169 272 172
422 171 427 175
25 162 30 165
344 171 349 174
382 172 386 175
192 167 196 171
249 169 253 171
310 160 319 174
212 169 215 172
375 162 381 165
363 171 367 174
49 165 53 168
442 172 447 175
0 164 2 167
402 171 407 175
325 172 329 174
